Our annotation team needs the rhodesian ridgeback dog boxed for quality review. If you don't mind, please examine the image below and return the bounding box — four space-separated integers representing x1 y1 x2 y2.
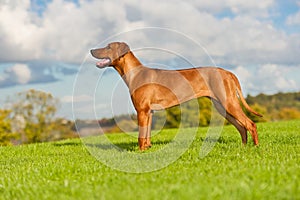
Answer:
91 42 262 150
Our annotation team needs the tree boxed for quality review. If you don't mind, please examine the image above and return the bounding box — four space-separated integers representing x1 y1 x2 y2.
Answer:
0 109 17 146
10 89 59 143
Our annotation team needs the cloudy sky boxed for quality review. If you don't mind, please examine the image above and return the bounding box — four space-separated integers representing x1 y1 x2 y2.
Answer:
0 0 299 119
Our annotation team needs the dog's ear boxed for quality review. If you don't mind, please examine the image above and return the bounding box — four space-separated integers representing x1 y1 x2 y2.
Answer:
118 42 130 58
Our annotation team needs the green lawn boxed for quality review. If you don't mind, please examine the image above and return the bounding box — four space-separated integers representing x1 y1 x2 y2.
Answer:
0 120 299 200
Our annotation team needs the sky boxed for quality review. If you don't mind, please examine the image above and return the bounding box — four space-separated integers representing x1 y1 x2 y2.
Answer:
0 0 299 120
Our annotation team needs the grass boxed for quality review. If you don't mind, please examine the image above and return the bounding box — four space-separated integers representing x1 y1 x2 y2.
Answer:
0 120 299 199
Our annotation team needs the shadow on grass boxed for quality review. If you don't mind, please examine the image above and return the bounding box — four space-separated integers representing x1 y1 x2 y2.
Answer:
53 141 82 147
53 135 238 150
83 136 240 152
84 138 236 151
85 139 173 151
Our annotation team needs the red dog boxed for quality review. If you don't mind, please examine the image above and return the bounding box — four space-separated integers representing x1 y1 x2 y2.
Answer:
91 42 262 150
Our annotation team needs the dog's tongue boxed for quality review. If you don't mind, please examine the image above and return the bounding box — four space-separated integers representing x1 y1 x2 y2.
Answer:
96 58 110 68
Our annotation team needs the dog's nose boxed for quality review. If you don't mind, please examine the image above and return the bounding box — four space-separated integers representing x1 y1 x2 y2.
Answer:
90 49 96 57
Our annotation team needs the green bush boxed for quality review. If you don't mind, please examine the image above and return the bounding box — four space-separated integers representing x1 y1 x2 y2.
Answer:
0 109 17 146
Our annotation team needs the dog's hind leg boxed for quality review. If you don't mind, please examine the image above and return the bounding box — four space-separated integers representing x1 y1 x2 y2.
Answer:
211 98 248 144
221 100 258 145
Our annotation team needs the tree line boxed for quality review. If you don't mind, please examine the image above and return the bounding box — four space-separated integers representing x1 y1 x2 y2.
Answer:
1 90 300 145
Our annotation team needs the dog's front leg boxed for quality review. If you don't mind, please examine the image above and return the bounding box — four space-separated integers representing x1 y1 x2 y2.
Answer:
145 111 153 148
137 110 152 151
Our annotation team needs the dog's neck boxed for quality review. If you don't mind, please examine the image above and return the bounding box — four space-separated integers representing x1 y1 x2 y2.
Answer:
113 51 142 75
112 51 144 86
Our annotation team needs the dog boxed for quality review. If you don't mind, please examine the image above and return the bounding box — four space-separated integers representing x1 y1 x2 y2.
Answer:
91 42 262 150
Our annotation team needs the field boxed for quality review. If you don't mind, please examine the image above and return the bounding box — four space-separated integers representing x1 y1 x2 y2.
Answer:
0 120 299 200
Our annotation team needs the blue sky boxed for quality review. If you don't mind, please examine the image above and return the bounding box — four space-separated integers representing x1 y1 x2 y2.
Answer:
0 0 299 119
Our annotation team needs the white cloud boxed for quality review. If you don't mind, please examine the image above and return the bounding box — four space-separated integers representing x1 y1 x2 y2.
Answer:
234 65 251 80
0 0 129 62
256 64 298 92
226 0 274 16
233 64 299 95
286 11 300 26
0 0 42 60
205 16 290 65
187 0 274 17
0 64 31 86
0 0 297 66
10 64 31 84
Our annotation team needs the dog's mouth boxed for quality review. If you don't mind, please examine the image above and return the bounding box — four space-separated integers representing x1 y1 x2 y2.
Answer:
95 58 111 68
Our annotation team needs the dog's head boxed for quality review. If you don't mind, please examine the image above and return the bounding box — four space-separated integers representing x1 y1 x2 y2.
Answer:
90 42 130 68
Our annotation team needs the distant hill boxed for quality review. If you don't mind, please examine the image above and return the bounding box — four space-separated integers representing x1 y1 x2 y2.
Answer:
246 92 300 111
245 92 300 121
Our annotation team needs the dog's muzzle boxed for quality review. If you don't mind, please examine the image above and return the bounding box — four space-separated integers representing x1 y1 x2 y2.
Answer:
95 58 111 68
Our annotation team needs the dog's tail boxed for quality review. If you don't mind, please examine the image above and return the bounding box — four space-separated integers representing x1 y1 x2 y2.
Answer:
233 74 263 117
